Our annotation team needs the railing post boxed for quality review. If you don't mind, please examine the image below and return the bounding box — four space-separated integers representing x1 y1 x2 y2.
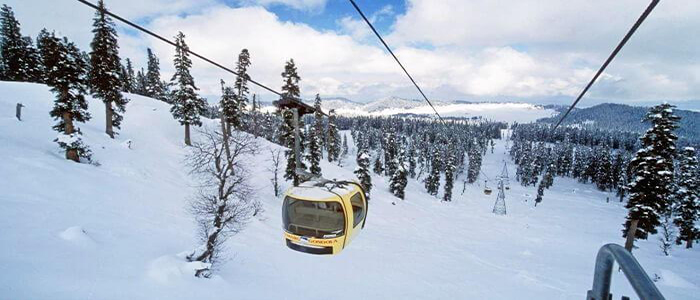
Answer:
587 243 664 300
16 103 24 121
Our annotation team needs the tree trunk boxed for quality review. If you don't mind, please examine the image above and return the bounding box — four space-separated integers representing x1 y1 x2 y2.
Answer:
185 123 191 146
624 219 639 252
63 111 79 162
221 118 233 171
105 102 114 139
687 238 693 249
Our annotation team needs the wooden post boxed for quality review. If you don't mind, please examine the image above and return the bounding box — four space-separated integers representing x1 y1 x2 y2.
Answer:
292 108 301 186
624 219 639 252
16 103 24 121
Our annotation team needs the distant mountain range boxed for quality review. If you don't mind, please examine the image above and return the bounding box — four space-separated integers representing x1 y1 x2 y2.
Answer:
538 103 700 144
261 96 557 123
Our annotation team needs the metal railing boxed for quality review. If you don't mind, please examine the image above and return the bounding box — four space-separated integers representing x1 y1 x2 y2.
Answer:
587 243 665 300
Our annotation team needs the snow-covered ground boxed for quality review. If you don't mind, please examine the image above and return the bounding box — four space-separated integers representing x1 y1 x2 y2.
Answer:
1 81 698 299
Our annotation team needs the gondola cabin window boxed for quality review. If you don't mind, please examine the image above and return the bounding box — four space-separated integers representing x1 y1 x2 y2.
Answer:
283 197 345 238
350 192 365 227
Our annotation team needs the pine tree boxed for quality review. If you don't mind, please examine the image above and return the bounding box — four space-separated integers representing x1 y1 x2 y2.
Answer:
40 31 92 162
145 48 166 101
281 109 306 186
425 146 441 196
121 58 135 93
307 119 322 176
169 32 206 146
311 94 324 153
354 134 372 197
0 5 40 82
231 49 250 130
624 103 680 242
534 163 555 206
307 94 324 176
595 147 613 191
89 0 129 139
673 147 699 248
134 67 146 95
327 109 341 162
443 150 456 202
467 140 482 183
219 79 238 135
342 134 349 158
408 146 417 178
281 58 300 99
390 154 408 200
373 155 383 175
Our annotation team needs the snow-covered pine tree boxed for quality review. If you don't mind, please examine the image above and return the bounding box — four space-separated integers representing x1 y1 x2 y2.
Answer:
306 94 324 176
88 0 129 139
534 163 555 206
307 105 322 176
443 149 456 202
390 153 408 200
354 132 372 196
595 147 613 191
251 95 260 138
673 147 699 248
623 103 680 242
281 58 300 99
134 67 146 95
312 94 324 155
408 146 417 178
342 134 349 158
0 5 41 82
145 48 167 101
327 109 341 162
280 109 307 186
424 146 441 196
219 79 238 135
231 49 250 130
169 32 207 146
468 139 484 184
373 155 383 175
121 58 135 93
39 30 92 162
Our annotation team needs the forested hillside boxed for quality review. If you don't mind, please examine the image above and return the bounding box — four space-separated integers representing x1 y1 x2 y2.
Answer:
538 103 700 145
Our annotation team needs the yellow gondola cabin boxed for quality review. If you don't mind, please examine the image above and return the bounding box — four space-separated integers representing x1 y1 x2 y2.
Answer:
282 180 368 255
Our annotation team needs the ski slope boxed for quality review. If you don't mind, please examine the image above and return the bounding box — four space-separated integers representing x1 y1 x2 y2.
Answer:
0 82 698 299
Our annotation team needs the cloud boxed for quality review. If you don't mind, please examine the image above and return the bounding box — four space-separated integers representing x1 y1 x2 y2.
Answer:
4 0 698 104
385 0 700 102
238 0 328 11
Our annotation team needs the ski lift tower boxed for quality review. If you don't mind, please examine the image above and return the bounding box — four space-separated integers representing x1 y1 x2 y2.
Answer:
500 161 509 188
492 179 507 215
273 96 320 185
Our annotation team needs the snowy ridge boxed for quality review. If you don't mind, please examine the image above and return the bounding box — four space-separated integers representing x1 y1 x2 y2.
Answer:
1 82 698 299
262 96 556 123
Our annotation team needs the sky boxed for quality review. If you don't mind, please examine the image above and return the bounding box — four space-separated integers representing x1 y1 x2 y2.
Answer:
6 0 700 109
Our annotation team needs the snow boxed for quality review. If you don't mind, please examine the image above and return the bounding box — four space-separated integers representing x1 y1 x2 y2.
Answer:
263 98 556 123
1 81 699 299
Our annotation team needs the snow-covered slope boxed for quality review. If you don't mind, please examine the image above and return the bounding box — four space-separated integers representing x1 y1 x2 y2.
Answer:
263 96 556 123
1 82 698 299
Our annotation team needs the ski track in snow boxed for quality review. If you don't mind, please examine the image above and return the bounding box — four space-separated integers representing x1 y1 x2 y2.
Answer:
0 82 698 299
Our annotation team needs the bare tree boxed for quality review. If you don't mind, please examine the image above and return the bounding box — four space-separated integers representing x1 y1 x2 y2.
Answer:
267 148 282 197
186 127 259 278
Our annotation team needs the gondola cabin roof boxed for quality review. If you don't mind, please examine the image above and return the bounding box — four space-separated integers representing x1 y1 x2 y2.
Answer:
273 97 318 116
285 180 361 202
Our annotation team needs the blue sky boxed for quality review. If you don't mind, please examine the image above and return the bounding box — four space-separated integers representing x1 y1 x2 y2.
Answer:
253 0 405 34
